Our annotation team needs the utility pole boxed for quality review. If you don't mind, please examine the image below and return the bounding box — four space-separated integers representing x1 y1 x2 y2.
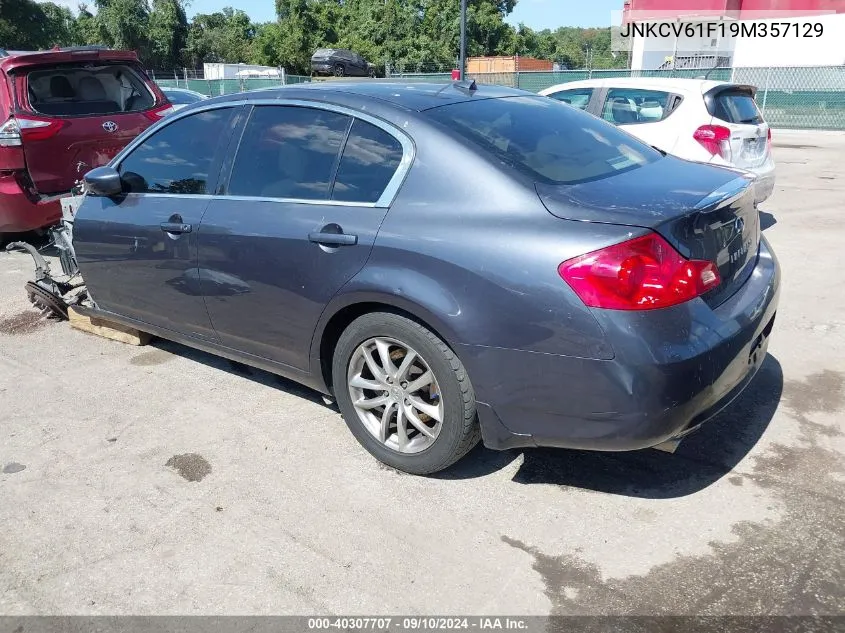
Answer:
459 0 467 80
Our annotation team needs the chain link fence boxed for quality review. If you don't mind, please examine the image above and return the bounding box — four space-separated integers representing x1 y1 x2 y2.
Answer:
150 65 845 130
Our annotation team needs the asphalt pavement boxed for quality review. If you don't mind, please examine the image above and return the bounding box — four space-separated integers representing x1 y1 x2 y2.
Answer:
0 130 843 616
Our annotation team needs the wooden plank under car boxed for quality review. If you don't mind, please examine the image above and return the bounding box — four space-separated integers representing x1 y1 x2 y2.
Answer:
68 306 151 346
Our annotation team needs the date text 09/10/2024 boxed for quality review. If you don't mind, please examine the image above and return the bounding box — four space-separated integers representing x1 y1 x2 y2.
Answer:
307 618 528 630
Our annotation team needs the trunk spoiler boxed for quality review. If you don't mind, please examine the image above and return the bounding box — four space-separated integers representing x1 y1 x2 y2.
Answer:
0 48 139 73
694 175 756 212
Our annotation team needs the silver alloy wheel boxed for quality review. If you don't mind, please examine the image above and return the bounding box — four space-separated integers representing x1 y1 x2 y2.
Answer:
347 336 444 454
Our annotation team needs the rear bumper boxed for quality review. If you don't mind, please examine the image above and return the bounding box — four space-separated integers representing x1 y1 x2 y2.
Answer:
0 173 62 233
749 159 776 204
465 236 781 452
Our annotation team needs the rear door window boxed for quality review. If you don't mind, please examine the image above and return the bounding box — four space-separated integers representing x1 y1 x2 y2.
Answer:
26 64 155 116
547 88 593 110
332 119 404 203
118 108 235 194
601 88 673 125
427 95 661 186
227 105 350 200
712 90 763 124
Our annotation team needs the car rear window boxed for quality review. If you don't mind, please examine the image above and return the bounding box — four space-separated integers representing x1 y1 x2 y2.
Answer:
25 63 155 117
713 90 763 125
426 96 661 186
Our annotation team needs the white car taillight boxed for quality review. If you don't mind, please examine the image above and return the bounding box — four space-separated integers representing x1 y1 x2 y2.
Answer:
0 117 23 147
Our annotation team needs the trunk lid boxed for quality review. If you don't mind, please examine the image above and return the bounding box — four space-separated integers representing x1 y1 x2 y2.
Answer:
9 55 165 195
705 84 771 170
537 156 760 308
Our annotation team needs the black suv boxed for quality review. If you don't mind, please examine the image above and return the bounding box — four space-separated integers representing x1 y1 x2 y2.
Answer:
311 49 376 78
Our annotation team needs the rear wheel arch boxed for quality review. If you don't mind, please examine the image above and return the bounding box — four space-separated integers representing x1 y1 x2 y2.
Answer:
313 297 463 396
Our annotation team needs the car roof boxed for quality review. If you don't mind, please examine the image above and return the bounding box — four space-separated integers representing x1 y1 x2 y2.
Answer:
210 81 530 112
541 76 731 95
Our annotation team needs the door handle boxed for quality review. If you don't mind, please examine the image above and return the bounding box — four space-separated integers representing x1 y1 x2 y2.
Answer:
308 232 357 246
160 222 192 234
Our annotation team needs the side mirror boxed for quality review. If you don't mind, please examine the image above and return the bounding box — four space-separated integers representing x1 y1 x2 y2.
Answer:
84 166 122 197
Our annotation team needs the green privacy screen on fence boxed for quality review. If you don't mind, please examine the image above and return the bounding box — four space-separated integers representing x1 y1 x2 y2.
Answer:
155 65 845 130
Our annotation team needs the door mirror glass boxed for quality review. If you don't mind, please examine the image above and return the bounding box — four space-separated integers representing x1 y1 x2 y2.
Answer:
84 166 123 197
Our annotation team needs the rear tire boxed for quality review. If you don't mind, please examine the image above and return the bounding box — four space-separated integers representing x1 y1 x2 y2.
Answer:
332 312 480 475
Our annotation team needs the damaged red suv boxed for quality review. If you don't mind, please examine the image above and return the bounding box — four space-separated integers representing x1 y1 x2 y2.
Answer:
0 46 171 238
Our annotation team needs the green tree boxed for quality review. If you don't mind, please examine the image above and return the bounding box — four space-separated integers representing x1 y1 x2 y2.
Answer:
0 0 73 49
185 8 255 66
72 4 105 45
148 0 188 68
94 0 150 54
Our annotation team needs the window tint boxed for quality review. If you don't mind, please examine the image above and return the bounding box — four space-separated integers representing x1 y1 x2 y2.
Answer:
549 88 593 110
714 91 763 124
118 108 233 194
601 88 672 125
228 106 350 200
427 96 660 186
332 119 404 203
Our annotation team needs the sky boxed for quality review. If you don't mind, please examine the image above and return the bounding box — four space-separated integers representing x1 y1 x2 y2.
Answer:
44 0 621 29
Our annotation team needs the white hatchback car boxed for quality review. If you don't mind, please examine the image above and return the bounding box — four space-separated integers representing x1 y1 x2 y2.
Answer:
539 78 775 203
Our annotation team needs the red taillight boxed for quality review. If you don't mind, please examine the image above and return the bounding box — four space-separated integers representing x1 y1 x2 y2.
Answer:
558 233 721 311
143 104 175 121
15 115 66 141
693 124 731 160
766 127 772 153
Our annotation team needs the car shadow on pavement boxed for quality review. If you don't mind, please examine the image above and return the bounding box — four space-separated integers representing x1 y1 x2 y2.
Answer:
759 210 777 231
437 355 784 499
150 338 335 407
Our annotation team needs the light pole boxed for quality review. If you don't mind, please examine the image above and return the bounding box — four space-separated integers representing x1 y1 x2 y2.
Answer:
459 0 467 80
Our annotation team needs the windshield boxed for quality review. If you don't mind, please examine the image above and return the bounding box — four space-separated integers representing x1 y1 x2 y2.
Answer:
426 96 661 185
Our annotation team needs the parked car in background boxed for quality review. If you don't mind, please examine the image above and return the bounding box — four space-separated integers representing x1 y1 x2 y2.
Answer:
540 78 776 204
0 46 171 238
311 49 377 78
74 82 779 475
160 87 208 111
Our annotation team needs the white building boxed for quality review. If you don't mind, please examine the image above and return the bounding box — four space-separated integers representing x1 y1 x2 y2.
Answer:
203 63 283 80
621 1 845 70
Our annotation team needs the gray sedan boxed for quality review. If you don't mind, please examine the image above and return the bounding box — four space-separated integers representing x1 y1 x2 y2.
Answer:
72 81 779 474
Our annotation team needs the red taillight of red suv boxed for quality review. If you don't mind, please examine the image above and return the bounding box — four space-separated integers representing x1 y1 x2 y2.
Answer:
693 124 731 160
0 115 66 145
558 233 721 310
143 104 175 121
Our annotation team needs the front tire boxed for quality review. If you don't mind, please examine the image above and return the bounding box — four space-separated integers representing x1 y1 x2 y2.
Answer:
332 313 480 475
333 64 345 77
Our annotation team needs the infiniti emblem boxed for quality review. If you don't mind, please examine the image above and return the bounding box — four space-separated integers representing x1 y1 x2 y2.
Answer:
735 216 745 232
102 121 118 133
